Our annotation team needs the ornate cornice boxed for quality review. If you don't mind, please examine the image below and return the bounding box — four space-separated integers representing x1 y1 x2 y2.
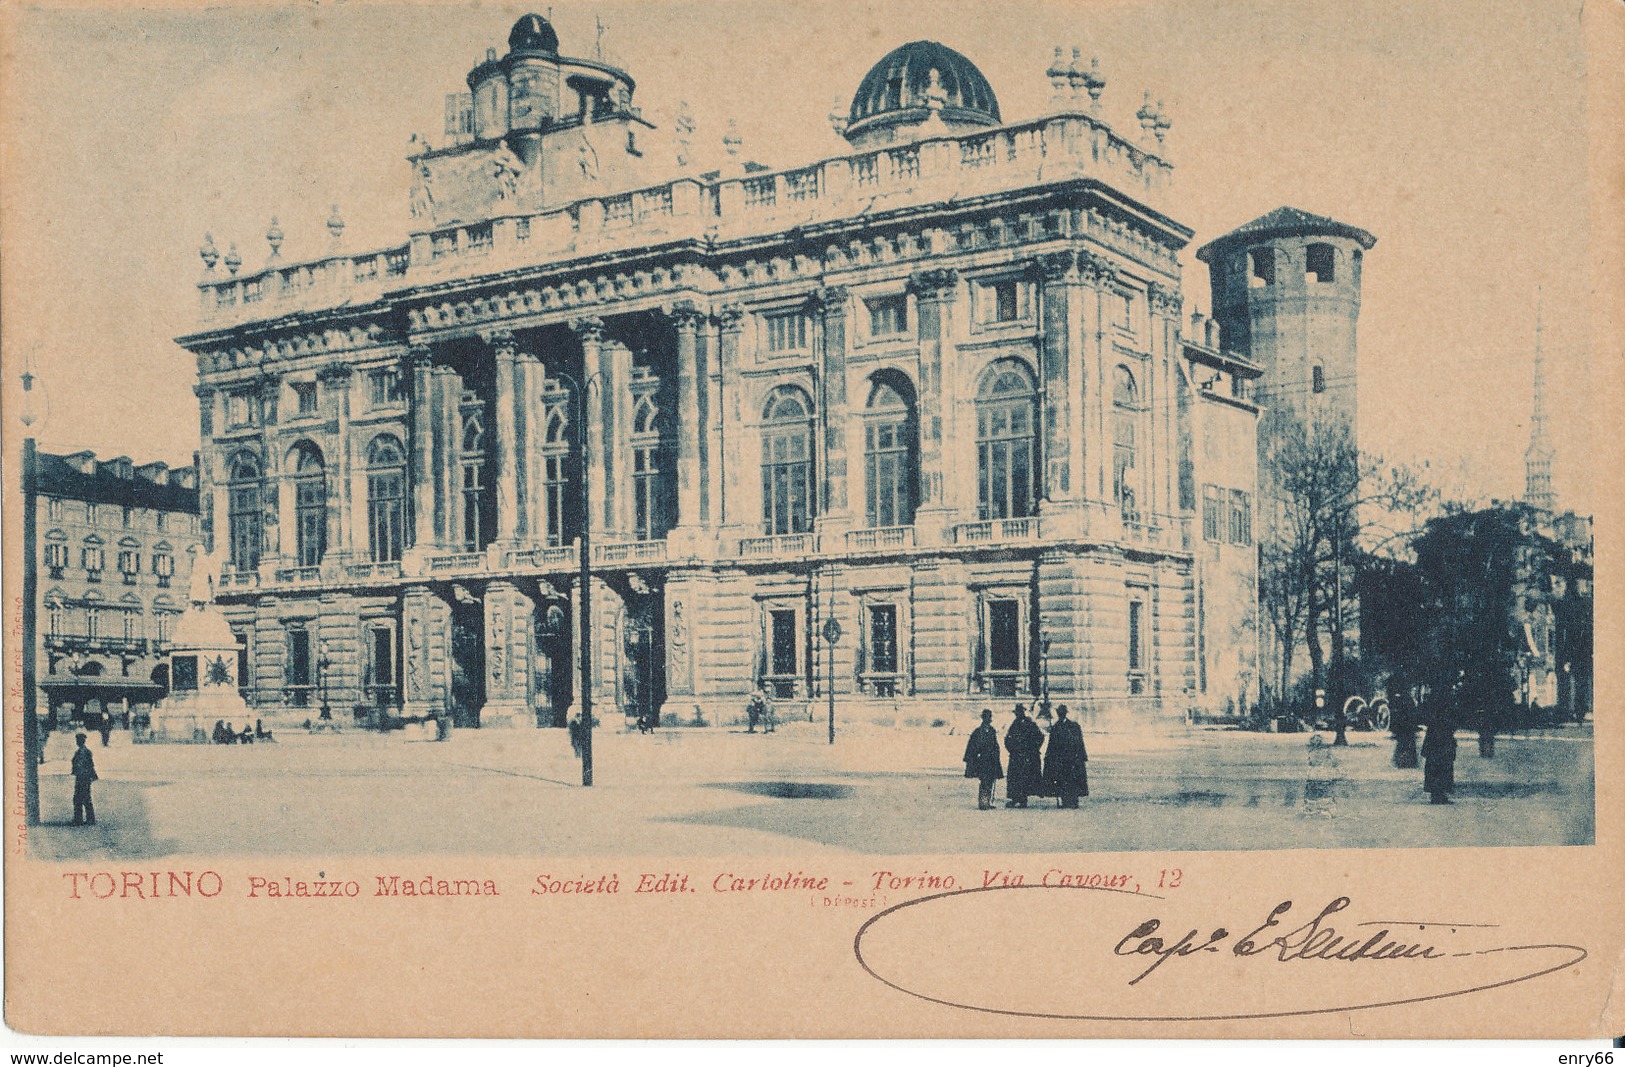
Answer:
906 267 959 299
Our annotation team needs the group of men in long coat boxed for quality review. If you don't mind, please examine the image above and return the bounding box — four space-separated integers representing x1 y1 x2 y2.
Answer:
962 704 1090 810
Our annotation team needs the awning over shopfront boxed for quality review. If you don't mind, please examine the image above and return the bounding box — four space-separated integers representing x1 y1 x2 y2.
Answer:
39 675 165 705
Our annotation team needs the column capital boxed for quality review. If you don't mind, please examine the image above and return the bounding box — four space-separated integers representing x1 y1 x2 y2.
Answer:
668 300 706 333
1075 250 1117 288
807 285 849 317
568 316 606 343
316 363 353 383
408 342 434 369
193 383 215 400
715 303 746 332
906 267 959 299
1147 281 1182 318
480 328 518 357
1032 250 1077 283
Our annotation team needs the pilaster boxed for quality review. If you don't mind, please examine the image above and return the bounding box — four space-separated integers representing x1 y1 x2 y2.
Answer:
570 317 610 537
317 363 353 567
670 301 706 548
1035 252 1081 527
486 329 521 545
907 268 958 544
811 286 851 540
407 345 435 562
1077 250 1118 522
716 305 747 536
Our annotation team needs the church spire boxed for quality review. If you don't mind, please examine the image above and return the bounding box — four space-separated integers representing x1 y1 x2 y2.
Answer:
1524 287 1556 513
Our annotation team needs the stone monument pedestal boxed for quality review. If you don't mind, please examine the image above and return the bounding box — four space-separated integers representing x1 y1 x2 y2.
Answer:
148 603 252 743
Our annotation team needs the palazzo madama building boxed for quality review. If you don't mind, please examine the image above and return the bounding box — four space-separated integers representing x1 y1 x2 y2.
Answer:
177 17 1268 729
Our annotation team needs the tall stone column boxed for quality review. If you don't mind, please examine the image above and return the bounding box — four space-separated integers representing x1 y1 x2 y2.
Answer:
486 329 521 546
258 374 282 571
1036 252 1082 534
1148 282 1182 537
671 301 705 534
908 268 958 543
610 341 634 536
318 364 353 564
1077 251 1118 516
408 345 435 557
811 286 850 538
482 579 536 727
516 349 541 545
193 385 217 553
570 317 609 537
434 365 459 549
715 305 746 533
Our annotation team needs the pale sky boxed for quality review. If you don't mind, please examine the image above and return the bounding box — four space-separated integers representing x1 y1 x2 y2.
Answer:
2 0 1596 513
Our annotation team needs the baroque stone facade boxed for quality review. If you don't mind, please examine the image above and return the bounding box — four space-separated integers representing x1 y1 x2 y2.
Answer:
176 21 1263 729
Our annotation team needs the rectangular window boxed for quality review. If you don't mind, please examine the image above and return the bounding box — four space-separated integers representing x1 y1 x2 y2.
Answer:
44 542 68 577
234 631 250 694
81 546 104 578
868 605 898 675
285 627 312 707
118 549 139 583
1127 595 1147 692
762 311 809 354
369 368 404 406
48 497 63 521
86 503 99 525
155 611 172 644
368 625 396 706
1202 485 1225 543
978 279 1029 324
769 609 797 678
866 295 908 338
123 610 139 643
1312 363 1326 394
1249 248 1276 288
122 506 133 528
226 389 257 428
155 512 166 532
293 381 318 415
1307 243 1335 283
1115 292 1135 331
1229 489 1253 546
986 599 1022 675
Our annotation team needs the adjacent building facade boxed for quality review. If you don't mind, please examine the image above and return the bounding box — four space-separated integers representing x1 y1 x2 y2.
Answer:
26 449 201 727
177 21 1265 729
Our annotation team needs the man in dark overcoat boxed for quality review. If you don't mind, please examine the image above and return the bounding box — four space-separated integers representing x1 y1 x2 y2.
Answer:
1421 703 1457 805
1043 704 1089 808
962 709 1004 810
69 732 98 826
1003 705 1045 808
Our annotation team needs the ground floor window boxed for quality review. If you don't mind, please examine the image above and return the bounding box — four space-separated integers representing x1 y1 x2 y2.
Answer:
286 627 312 708
366 624 396 707
977 593 1028 697
1127 589 1149 695
760 607 800 699
863 603 902 697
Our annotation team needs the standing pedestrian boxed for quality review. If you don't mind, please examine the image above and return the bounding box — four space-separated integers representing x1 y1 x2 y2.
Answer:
1003 705 1044 809
69 733 98 826
1421 704 1457 805
98 712 113 748
1043 704 1089 808
1388 669 1419 769
962 709 1003 810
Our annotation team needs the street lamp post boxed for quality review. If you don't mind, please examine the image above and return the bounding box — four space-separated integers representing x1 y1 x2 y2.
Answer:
317 644 333 721
1039 635 1052 716
822 617 842 745
549 368 602 787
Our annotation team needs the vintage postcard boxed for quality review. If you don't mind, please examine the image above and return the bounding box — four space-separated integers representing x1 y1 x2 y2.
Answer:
2 0 1620 1039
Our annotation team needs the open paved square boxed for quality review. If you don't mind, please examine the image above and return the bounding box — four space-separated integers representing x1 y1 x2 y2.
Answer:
28 720 1594 860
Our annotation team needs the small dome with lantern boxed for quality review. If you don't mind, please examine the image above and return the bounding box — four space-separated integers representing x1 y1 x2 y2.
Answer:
843 41 1001 148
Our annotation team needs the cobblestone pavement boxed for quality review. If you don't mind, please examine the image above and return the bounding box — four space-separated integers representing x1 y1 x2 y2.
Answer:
28 720 1594 860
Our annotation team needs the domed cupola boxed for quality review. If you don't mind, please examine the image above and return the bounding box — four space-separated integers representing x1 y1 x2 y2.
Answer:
844 41 1001 148
507 13 560 56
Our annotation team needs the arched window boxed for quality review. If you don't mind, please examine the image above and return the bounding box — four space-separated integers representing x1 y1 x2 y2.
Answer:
542 399 573 547
460 394 489 552
1113 366 1139 522
975 363 1036 520
864 378 917 528
226 450 263 572
761 388 815 536
366 435 407 563
630 394 671 541
44 592 64 638
289 442 326 568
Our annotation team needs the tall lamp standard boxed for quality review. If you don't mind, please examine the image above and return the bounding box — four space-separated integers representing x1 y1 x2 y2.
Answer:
317 643 334 722
1039 634 1053 717
18 360 42 823
822 617 842 745
548 368 603 787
